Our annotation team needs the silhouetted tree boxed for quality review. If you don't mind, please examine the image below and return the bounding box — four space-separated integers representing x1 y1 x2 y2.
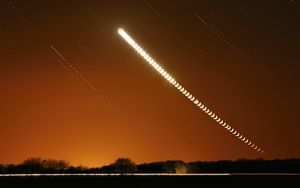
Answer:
21 157 44 172
112 158 137 175
42 159 70 172
20 158 70 173
1 157 300 173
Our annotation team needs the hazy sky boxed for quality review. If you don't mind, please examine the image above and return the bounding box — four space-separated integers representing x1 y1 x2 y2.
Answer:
0 0 299 167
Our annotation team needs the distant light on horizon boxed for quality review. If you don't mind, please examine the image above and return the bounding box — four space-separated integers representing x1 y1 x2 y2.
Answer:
118 27 264 154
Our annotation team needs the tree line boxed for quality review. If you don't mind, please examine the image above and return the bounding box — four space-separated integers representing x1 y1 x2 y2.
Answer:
0 158 299 174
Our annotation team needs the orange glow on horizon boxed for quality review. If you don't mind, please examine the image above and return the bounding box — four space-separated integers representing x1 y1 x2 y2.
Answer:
0 1 299 167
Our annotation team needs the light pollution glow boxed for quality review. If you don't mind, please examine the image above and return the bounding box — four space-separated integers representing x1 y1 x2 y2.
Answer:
117 28 263 154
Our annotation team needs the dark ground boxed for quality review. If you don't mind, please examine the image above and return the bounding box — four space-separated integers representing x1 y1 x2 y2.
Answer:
0 175 299 187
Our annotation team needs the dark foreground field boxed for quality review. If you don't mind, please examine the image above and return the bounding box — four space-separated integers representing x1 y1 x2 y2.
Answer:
0 174 299 187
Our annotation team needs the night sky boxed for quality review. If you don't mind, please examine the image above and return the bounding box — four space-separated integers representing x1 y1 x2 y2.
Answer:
0 0 299 167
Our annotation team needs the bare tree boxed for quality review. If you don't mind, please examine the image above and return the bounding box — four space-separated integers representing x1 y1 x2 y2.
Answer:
42 159 70 172
112 158 137 175
22 157 44 172
21 157 69 172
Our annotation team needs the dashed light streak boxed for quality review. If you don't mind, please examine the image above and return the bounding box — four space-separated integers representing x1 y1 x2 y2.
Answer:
195 14 250 63
118 28 263 154
144 0 204 58
50 46 111 105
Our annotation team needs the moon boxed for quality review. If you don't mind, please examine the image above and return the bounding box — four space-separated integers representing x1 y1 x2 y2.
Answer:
118 28 264 154
254 146 257 150
146 57 151 63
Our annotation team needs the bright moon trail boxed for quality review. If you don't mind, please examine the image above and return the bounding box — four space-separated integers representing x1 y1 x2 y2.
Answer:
118 28 264 154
